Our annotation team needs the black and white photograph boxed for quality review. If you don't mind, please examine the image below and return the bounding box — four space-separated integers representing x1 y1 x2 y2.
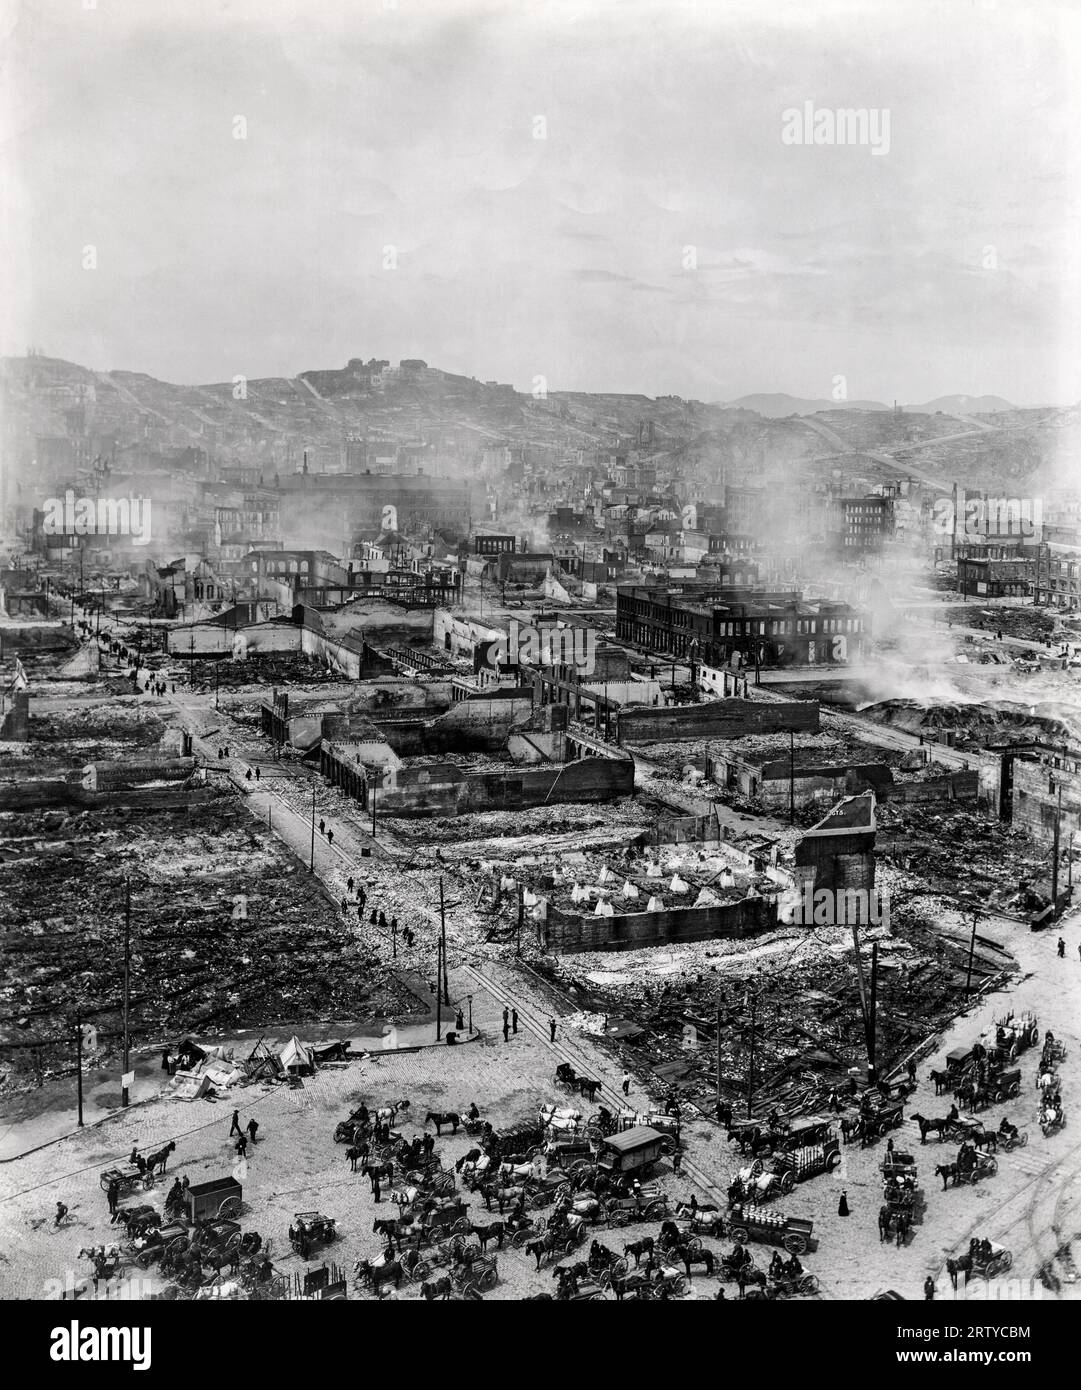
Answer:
0 0 1078 1354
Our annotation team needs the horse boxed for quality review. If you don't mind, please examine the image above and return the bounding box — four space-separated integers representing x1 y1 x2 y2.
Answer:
840 1115 864 1144
372 1216 409 1247
929 1068 952 1095
361 1161 394 1191
576 1078 602 1102
946 1254 973 1289
146 1141 176 1175
526 1235 558 1270
346 1146 366 1172
373 1101 410 1124
623 1237 655 1267
425 1110 460 1136
391 1185 420 1208
355 1258 403 1292
969 1128 998 1153
455 1148 482 1172
420 1277 453 1300
681 1248 715 1277
935 1163 959 1190
470 1221 505 1252
877 1205 893 1242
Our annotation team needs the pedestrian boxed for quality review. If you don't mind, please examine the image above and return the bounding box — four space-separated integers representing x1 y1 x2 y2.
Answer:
924 1275 936 1301
378 911 387 929
828 1089 841 1113
622 1073 631 1096
512 1008 519 1034
672 1150 682 1176
161 1046 170 1072
217 747 223 760
1058 937 1066 958
235 1134 248 1159
246 769 252 781
327 829 333 846
502 1007 510 1031
371 910 378 925
348 877 354 893
254 767 260 781
247 1118 259 1143
456 1008 465 1031
896 1213 907 1248
886 1137 894 1156
838 1189 850 1217
503 1020 510 1043
107 1179 120 1217
55 1201 69 1227
319 819 325 835
390 915 398 937
878 1206 890 1242
372 1174 381 1204
737 1267 747 1300
229 1108 242 1137
549 1017 557 1042
906 1057 917 1084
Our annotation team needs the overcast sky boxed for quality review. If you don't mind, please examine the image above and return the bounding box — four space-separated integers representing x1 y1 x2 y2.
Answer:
2 0 1078 404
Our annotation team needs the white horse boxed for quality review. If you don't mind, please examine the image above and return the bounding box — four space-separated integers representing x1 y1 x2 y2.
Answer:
540 1105 581 1123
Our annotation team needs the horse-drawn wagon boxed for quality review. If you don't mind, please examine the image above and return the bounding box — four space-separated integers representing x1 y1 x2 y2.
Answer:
726 1204 814 1255
777 1117 835 1152
290 1211 338 1257
186 1176 242 1223
100 1164 155 1197
987 1068 1022 1102
597 1126 674 1176
772 1137 842 1185
995 1012 1039 1061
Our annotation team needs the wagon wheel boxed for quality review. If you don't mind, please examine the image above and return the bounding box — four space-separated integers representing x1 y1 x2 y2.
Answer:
779 1171 795 1194
1007 1044 1018 1062
783 1234 808 1255
670 1275 686 1297
984 1156 998 1176
225 1230 243 1250
1018 1131 1029 1147
799 1274 820 1296
99 1174 112 1191
612 1256 630 1279
730 1227 750 1244
564 1238 578 1256
510 1230 530 1248
659 1137 676 1156
410 1261 430 1282
479 1267 497 1289
1009 1081 1021 1098
826 1150 841 1171
217 1197 241 1219
687 1236 702 1253
452 1217 470 1233
1030 1027 1040 1045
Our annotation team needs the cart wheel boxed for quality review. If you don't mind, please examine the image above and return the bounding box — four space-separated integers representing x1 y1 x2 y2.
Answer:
612 1257 629 1279
1031 1028 1040 1045
480 1268 497 1289
510 1230 528 1248
780 1172 795 1194
800 1274 820 1296
452 1218 470 1233
411 1262 430 1282
826 1150 841 1170
730 1227 749 1244
659 1137 676 1155
984 1156 998 1176
565 1239 577 1255
100 1175 111 1191
1019 1131 1028 1147
217 1197 241 1219
1009 1081 1021 1098
687 1236 702 1253
783 1235 808 1255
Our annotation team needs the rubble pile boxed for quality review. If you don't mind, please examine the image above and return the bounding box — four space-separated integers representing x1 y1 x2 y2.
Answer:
0 803 421 1092
188 654 342 693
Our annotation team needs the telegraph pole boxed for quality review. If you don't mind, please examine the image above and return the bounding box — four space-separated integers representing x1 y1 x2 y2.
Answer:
75 1013 84 1128
309 787 316 873
371 782 377 839
745 993 756 1119
517 884 524 957
435 937 443 1041
789 729 796 825
965 907 979 995
467 994 473 1034
439 876 450 1006
715 1001 723 1120
1051 781 1062 912
121 878 132 1107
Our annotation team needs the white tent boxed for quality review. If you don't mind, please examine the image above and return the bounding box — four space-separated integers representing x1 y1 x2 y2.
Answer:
622 880 639 899
646 896 664 912
646 862 663 878
670 875 690 893
279 1036 313 1072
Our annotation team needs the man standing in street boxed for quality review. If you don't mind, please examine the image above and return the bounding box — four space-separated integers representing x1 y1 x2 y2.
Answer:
502 1017 510 1043
247 1117 259 1145
622 1072 631 1097
1058 937 1066 958
549 1017 557 1043
107 1178 120 1219
229 1108 242 1138
924 1275 936 1301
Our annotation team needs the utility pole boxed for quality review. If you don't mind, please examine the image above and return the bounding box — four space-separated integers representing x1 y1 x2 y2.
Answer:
122 878 132 1108
467 994 473 1034
75 1013 84 1128
867 941 878 1085
435 936 443 1041
789 729 796 825
745 993 756 1119
392 916 397 959
371 781 377 839
517 884 524 957
309 786 316 873
715 1001 723 1120
439 876 450 1006
1051 781 1062 912
215 658 220 711
965 907 979 995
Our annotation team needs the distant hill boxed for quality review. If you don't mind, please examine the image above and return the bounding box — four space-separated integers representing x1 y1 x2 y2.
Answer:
904 395 1015 416
727 393 891 417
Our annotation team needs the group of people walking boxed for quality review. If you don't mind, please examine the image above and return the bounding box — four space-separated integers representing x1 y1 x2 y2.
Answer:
229 1109 260 1157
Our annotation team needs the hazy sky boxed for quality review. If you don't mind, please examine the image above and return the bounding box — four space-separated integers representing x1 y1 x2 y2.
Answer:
2 0 1078 403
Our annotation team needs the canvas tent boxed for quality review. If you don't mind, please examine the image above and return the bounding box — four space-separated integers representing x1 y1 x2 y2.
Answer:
279 1036 314 1074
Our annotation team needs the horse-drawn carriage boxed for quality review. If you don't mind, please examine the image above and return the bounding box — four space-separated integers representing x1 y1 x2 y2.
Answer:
290 1211 338 1257
971 1240 1013 1279
726 1119 786 1157
553 1063 603 1102
100 1164 155 1197
186 1176 242 1223
725 1205 814 1254
617 1109 681 1144
777 1117 835 1152
937 1147 997 1189
729 1159 790 1206
1040 1102 1066 1137
604 1185 669 1227
881 1153 920 1214
995 1011 1039 1061
772 1137 842 1185
987 1068 1022 1103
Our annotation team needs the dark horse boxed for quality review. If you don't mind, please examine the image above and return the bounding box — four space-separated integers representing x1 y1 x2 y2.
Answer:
420 1277 453 1300
681 1248 716 1277
623 1237 655 1267
146 1141 176 1175
526 1234 559 1270
355 1258 402 1292
911 1113 952 1144
935 1163 960 1190
361 1161 394 1191
470 1221 505 1252
425 1110 460 1136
